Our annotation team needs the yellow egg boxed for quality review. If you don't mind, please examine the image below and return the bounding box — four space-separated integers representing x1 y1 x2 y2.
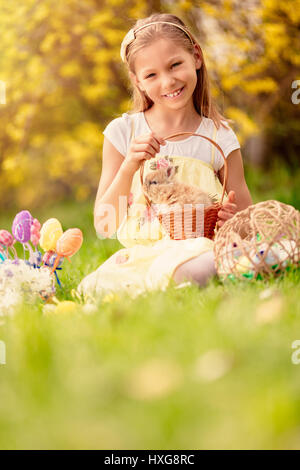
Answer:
102 292 120 303
40 218 63 251
235 255 252 273
54 301 78 315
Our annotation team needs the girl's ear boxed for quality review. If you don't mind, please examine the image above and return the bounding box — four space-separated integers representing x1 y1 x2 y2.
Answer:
129 71 137 85
129 71 145 92
193 44 202 70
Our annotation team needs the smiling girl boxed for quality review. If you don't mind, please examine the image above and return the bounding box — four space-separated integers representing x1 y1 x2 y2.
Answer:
78 13 252 297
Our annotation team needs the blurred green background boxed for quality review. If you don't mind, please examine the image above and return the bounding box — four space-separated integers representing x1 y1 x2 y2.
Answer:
0 0 299 212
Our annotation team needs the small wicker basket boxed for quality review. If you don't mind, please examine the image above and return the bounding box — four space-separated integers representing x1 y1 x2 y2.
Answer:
214 200 300 281
140 131 228 240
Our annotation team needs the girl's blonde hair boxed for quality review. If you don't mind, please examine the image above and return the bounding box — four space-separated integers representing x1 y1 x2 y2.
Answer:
124 13 229 129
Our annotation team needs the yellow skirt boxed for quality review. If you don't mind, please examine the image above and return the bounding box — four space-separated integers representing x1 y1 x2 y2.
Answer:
78 237 213 298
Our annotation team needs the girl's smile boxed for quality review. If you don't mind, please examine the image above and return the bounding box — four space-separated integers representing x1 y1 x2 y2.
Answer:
163 86 185 98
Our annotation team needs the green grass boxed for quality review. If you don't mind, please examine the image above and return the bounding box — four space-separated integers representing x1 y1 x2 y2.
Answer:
0 164 300 450
244 160 300 210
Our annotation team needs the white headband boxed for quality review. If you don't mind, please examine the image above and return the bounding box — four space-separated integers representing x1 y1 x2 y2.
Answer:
120 21 195 63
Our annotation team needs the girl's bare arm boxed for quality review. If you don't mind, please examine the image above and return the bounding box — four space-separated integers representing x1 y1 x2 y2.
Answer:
94 133 166 238
94 137 133 238
218 148 253 211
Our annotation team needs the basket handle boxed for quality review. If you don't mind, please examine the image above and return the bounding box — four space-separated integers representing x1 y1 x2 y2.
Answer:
140 132 228 207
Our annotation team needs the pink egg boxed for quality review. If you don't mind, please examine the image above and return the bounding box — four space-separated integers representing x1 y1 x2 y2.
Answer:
0 229 14 247
30 225 40 246
32 218 41 230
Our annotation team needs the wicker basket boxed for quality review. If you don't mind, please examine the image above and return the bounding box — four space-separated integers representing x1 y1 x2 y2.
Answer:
140 131 228 240
214 200 300 281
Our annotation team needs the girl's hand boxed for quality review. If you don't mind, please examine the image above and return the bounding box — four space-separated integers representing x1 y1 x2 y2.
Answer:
122 132 166 175
217 191 238 228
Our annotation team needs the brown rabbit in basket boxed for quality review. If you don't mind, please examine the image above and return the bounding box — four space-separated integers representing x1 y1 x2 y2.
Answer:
143 166 218 208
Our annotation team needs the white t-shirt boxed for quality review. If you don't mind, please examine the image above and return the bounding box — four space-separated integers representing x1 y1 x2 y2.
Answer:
103 111 240 171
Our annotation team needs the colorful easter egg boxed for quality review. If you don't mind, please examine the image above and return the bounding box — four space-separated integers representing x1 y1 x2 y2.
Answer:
235 255 253 273
53 301 78 315
40 218 63 251
0 229 14 247
31 220 41 247
12 210 33 243
51 228 83 273
56 228 83 258
32 218 41 230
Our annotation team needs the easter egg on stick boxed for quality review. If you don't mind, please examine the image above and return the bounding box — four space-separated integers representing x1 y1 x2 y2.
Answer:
40 218 63 252
0 229 18 258
12 210 33 243
32 218 41 230
51 228 83 273
30 218 41 248
0 229 14 247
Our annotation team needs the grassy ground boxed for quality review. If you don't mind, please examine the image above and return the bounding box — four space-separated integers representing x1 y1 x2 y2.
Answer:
0 163 299 449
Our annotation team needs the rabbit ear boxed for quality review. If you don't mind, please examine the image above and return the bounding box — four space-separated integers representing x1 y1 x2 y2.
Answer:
166 166 175 178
